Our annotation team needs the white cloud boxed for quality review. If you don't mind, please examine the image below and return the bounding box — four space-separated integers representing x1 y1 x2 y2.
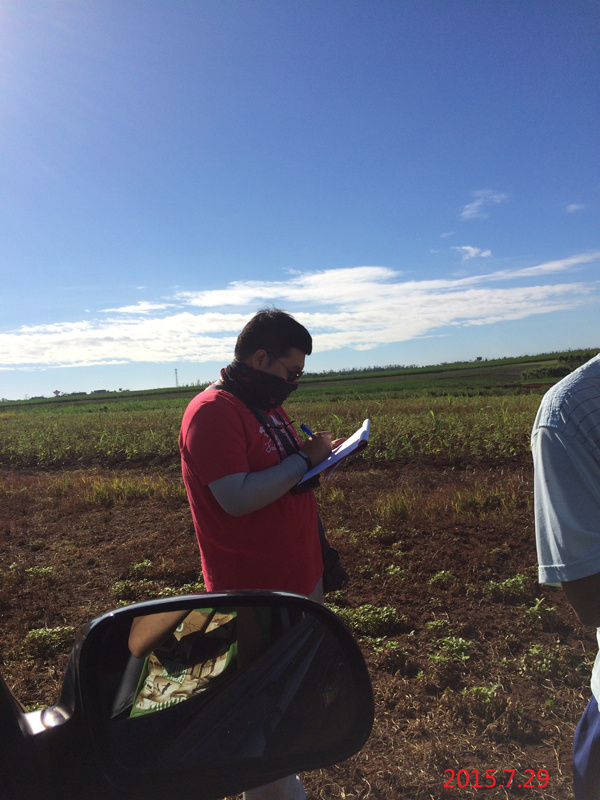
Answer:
1 254 598 370
174 267 397 309
461 190 508 221
566 203 585 213
101 301 174 314
452 246 492 261
480 252 600 281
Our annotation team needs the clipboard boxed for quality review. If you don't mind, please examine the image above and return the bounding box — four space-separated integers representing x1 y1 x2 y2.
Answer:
298 419 370 484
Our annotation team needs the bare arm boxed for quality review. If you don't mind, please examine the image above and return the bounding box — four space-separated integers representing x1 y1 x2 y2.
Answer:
562 573 600 627
128 609 193 659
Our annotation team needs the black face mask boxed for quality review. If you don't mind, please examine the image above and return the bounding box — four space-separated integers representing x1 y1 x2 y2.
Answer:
219 360 298 410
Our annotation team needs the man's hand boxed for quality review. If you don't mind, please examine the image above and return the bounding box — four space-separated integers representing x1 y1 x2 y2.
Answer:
301 431 333 466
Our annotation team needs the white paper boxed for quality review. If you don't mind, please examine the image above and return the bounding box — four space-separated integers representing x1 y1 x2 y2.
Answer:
298 418 370 484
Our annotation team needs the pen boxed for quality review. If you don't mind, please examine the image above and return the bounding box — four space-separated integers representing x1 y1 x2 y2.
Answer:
300 424 314 436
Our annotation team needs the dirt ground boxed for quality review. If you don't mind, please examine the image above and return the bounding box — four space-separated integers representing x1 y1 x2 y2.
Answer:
0 458 593 799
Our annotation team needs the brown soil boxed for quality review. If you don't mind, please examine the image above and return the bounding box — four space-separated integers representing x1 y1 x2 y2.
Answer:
0 458 592 799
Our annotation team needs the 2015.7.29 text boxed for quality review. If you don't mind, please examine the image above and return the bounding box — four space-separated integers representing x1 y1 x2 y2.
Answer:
444 768 549 789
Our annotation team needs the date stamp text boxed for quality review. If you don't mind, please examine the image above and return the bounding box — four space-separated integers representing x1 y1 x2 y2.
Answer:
444 768 549 789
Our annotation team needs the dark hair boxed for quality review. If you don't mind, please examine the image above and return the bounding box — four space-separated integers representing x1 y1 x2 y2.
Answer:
234 308 312 361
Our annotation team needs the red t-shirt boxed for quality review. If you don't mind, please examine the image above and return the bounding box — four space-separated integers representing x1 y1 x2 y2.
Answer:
179 388 322 595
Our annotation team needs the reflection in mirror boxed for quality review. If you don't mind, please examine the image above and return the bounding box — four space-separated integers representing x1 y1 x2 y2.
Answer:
98 600 371 777
126 607 238 717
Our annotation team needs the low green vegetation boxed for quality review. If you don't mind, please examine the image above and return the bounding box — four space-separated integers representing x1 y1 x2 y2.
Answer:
23 626 76 658
326 603 406 637
462 682 502 704
428 635 475 666
483 573 533 603
110 559 206 604
429 570 454 589
523 597 560 630
111 576 206 604
518 643 589 683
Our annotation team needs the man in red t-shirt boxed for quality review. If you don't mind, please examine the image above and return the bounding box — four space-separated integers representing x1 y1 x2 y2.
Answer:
179 309 336 799
179 309 333 600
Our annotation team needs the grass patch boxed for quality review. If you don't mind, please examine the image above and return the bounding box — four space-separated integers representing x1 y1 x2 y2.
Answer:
327 603 406 637
429 636 475 665
484 574 534 603
24 626 76 658
429 570 454 589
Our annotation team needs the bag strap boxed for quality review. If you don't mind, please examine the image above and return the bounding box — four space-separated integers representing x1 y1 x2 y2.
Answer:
214 384 299 461
214 384 320 492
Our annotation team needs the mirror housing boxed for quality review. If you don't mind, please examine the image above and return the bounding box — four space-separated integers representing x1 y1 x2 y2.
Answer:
6 592 373 800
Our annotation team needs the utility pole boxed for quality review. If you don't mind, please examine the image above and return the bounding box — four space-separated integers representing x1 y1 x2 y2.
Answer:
175 369 179 387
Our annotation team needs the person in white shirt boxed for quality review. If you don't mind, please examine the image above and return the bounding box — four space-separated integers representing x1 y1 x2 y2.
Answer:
532 352 600 800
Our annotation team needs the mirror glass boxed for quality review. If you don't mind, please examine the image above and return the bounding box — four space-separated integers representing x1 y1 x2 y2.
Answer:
120 606 239 719
86 598 373 780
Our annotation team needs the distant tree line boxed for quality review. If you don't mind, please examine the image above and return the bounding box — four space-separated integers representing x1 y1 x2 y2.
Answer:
303 364 417 378
521 350 597 381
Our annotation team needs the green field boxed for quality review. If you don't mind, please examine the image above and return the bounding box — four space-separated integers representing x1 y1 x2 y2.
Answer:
1 348 594 469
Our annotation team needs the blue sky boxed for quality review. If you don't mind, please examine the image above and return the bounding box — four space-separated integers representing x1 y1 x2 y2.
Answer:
1 0 599 400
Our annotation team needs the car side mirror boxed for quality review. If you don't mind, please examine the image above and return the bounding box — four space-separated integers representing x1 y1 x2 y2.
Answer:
15 592 374 800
